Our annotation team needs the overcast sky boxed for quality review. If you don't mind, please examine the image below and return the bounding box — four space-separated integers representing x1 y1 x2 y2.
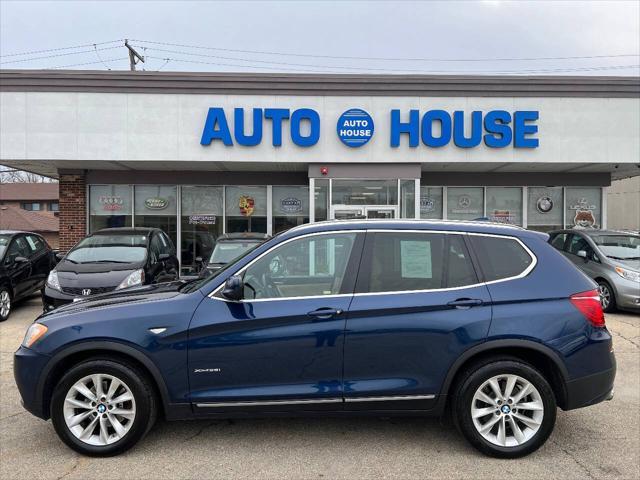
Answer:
1 0 639 75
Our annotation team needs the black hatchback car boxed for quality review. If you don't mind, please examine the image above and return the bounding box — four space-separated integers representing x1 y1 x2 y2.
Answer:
43 228 179 309
0 230 56 321
198 232 269 278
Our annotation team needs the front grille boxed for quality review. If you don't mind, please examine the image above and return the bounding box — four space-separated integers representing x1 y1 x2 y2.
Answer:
61 286 116 296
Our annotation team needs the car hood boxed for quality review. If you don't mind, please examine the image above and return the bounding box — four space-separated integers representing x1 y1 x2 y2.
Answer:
611 258 640 271
55 261 144 289
41 281 187 319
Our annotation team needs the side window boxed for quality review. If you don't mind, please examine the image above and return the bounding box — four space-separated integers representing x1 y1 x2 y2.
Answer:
159 232 175 255
567 234 590 256
5 236 30 263
25 235 45 255
241 233 357 300
446 235 478 288
470 235 534 282
550 233 568 251
149 235 162 263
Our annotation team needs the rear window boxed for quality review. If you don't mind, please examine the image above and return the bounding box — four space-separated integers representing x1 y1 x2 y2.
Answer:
470 235 534 282
365 232 477 293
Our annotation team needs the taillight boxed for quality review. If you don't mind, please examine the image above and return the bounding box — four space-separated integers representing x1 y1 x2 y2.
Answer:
570 289 605 327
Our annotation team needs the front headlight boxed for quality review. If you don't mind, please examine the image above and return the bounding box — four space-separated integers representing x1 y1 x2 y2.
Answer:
615 266 640 283
46 271 61 291
116 269 145 290
22 323 48 348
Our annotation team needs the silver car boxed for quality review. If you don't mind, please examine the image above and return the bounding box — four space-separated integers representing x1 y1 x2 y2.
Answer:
548 229 640 313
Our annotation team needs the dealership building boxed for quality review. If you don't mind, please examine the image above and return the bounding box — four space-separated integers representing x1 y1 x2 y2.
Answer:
1 70 638 275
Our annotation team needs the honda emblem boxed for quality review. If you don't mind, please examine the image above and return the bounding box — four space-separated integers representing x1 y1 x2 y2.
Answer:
81 289 92 296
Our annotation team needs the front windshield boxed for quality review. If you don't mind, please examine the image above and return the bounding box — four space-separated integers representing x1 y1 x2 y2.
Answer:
209 241 260 264
0 235 10 258
592 234 640 260
66 234 148 264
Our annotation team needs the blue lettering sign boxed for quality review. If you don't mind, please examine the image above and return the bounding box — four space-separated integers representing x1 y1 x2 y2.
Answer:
390 109 419 147
337 108 375 147
264 108 290 146
201 107 233 146
483 110 513 148
291 109 320 147
234 108 263 147
513 111 539 148
422 110 452 147
453 111 483 148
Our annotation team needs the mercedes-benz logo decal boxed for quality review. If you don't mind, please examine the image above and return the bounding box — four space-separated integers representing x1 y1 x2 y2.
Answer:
458 195 471 209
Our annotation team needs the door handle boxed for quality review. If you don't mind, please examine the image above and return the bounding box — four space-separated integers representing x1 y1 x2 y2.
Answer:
447 298 484 309
307 308 343 319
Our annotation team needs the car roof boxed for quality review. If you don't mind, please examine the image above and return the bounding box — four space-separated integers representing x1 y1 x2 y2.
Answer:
279 219 545 240
0 230 40 236
91 227 160 236
217 233 270 241
549 229 640 237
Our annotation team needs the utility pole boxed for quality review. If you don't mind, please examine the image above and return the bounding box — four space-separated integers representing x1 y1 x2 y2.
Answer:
125 39 145 71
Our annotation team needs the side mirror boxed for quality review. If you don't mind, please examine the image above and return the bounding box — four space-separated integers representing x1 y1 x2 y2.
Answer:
158 253 170 262
14 256 28 264
195 256 204 263
55 252 64 262
221 275 244 301
577 250 588 261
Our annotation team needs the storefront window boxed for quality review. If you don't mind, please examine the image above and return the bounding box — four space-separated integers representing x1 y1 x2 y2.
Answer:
447 187 484 221
486 187 523 225
181 186 223 275
420 186 443 220
134 185 177 245
89 185 132 233
314 179 329 222
225 186 268 233
565 187 602 229
272 186 309 234
400 180 416 218
332 179 398 206
528 186 563 232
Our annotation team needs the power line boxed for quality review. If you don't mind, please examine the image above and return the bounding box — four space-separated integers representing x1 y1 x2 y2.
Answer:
137 46 640 74
92 44 113 70
0 40 122 58
146 55 639 75
131 38 640 63
0 45 122 65
47 57 129 70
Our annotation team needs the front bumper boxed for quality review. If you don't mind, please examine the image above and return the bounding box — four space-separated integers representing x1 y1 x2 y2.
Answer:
614 280 640 312
42 286 76 311
14 346 52 419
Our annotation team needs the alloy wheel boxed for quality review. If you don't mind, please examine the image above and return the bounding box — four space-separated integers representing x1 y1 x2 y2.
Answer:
598 284 611 310
0 290 10 318
471 374 544 447
63 374 137 446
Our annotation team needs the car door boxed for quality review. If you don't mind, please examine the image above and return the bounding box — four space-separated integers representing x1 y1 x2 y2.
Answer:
24 234 51 292
565 233 600 278
343 230 492 411
3 235 33 299
188 231 364 412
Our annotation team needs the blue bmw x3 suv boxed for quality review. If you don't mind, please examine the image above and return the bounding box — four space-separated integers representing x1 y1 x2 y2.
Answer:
14 220 615 458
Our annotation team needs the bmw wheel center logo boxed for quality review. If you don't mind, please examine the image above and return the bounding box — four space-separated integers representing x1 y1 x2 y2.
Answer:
337 108 374 147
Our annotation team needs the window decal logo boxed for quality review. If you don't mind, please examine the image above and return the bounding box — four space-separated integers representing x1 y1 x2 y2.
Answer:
536 196 554 213
144 197 168 210
239 195 255 216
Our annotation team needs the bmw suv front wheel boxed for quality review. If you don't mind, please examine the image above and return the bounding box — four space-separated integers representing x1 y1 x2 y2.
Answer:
50 358 157 456
453 357 557 458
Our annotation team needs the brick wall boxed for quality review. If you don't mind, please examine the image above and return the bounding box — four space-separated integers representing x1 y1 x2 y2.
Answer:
58 173 86 251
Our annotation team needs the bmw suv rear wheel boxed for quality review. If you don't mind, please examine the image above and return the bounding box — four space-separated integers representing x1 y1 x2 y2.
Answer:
453 358 556 458
51 358 157 456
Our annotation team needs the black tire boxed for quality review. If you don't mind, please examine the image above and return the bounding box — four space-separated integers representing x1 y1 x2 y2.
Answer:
453 357 556 458
0 286 11 322
50 358 157 457
597 280 617 313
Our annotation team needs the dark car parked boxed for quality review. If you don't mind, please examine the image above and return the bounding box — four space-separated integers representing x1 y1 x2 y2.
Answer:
43 227 179 309
16 220 614 458
198 232 269 278
0 230 56 321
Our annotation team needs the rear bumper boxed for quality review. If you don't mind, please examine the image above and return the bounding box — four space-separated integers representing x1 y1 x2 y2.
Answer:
564 363 616 410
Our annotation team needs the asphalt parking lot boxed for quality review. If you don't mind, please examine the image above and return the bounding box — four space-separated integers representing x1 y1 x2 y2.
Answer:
0 296 638 480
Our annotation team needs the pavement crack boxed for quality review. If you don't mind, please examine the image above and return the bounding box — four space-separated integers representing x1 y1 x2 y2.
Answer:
611 330 640 349
185 421 216 441
56 457 85 480
551 439 595 479
0 411 26 421
611 318 639 329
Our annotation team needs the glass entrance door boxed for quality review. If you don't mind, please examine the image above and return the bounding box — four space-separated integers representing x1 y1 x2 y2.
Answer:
331 205 397 220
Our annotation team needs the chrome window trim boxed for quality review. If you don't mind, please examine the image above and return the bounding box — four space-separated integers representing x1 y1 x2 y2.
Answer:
208 228 537 301
344 394 435 403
